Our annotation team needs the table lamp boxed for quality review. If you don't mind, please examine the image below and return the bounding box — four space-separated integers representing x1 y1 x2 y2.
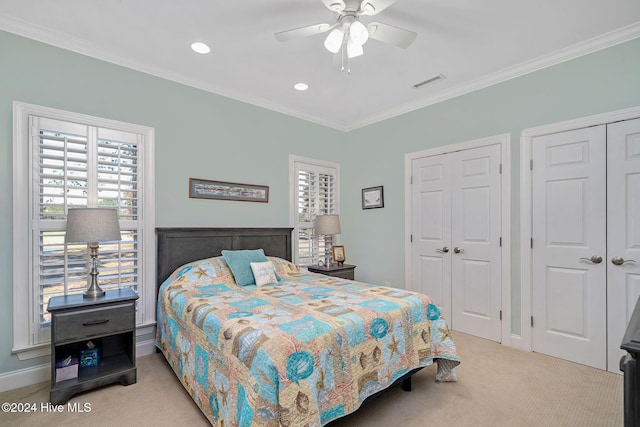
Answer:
315 214 341 266
65 208 121 298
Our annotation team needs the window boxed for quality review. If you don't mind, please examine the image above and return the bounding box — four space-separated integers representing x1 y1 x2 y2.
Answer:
12 102 155 358
289 155 340 266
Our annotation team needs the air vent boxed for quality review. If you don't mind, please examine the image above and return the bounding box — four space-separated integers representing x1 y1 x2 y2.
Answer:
413 74 445 89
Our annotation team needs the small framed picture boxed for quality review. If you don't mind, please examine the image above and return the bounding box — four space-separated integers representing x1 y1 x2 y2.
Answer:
332 245 346 264
362 186 384 209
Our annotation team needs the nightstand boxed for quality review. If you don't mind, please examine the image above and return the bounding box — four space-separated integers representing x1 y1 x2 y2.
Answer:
47 288 138 404
307 264 356 280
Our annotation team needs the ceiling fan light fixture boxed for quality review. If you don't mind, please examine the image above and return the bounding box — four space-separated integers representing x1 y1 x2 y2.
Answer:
274 0 415 70
349 20 369 45
324 28 344 53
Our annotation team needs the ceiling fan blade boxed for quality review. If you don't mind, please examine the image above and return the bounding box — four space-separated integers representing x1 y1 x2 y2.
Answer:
321 0 346 13
367 21 416 48
275 23 334 42
359 0 399 16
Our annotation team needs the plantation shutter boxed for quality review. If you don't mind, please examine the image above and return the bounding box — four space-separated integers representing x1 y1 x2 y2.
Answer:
95 129 140 297
32 116 143 344
294 161 338 266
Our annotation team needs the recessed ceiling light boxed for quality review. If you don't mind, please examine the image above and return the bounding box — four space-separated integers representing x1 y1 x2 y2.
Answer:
190 42 211 54
294 83 309 91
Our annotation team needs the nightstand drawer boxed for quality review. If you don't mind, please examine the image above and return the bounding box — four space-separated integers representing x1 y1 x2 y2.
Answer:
53 303 134 342
329 270 354 280
307 264 356 280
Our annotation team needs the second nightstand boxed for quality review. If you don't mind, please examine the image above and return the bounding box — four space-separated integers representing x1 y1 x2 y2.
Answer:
307 264 356 280
48 288 138 404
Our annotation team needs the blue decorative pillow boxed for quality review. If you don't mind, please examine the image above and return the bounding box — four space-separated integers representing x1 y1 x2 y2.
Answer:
221 249 269 286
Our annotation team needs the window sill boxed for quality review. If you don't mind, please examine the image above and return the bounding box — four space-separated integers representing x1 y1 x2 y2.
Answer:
12 344 50 361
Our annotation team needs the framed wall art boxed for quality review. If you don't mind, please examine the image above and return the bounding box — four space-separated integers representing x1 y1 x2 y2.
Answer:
332 245 346 264
189 178 269 203
362 186 384 209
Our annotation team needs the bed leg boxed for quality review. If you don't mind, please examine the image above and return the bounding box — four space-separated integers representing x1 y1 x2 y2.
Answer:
402 377 412 392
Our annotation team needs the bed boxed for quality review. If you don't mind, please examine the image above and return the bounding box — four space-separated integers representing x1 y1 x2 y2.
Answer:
155 227 460 426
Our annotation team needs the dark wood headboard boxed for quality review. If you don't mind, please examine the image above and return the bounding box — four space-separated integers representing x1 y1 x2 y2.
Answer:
156 227 293 291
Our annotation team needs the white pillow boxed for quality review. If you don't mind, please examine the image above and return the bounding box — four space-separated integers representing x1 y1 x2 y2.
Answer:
250 261 279 287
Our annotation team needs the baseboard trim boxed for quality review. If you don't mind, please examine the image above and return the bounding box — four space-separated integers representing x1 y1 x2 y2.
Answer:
0 339 158 393
508 333 527 351
0 363 50 393
136 338 157 357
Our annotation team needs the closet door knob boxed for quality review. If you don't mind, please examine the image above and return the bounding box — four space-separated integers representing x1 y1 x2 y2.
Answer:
435 246 449 253
612 256 637 266
579 255 602 264
453 247 464 254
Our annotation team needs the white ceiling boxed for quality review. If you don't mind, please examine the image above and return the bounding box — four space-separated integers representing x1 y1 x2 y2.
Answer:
1 0 639 131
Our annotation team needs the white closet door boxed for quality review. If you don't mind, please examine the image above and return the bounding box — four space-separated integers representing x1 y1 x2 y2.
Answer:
607 118 640 372
531 126 607 369
451 144 502 342
412 144 502 342
412 153 452 321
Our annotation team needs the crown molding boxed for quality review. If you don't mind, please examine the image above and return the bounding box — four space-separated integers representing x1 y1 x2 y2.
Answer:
345 21 640 131
1 14 638 133
0 14 350 131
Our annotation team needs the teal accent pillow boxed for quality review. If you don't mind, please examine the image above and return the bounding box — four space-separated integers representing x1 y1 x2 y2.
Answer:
222 249 269 286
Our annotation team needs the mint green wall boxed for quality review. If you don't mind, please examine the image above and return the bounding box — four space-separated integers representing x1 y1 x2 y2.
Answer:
1 28 639 378
339 38 640 335
0 30 346 375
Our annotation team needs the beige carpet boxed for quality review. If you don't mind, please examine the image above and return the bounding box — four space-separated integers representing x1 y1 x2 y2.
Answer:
0 332 623 427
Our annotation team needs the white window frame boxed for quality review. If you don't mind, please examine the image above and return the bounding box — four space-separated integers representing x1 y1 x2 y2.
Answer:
12 102 156 360
289 155 340 266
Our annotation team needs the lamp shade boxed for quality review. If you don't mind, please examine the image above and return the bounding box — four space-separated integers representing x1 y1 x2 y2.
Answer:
315 214 341 235
65 208 121 243
324 28 344 54
347 39 364 58
349 20 369 45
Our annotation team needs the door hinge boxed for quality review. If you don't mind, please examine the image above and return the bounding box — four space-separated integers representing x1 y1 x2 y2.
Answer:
531 238 533 249
499 163 502 174
531 316 534 327
530 159 533 171
410 234 413 243
410 176 413 184
499 310 502 321
499 237 502 247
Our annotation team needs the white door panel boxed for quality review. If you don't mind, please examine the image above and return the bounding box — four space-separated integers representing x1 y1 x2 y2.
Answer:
418 255 446 309
452 145 502 341
531 126 607 369
412 154 452 321
545 267 589 338
459 259 492 317
607 118 640 372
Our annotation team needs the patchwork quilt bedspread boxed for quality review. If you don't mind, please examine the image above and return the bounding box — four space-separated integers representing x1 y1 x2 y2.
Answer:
156 257 460 426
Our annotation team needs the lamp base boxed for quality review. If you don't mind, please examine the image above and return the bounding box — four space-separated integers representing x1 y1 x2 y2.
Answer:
83 286 105 299
84 242 105 298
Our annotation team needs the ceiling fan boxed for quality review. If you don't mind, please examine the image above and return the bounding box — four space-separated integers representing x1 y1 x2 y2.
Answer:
275 0 417 69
